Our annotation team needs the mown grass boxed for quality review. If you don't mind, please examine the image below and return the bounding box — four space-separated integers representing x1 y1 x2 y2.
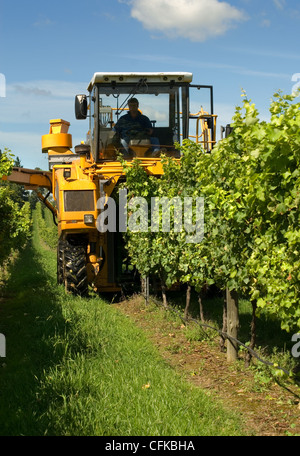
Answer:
0 211 248 436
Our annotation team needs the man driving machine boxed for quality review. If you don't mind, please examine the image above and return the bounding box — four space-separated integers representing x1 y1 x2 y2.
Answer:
114 98 160 153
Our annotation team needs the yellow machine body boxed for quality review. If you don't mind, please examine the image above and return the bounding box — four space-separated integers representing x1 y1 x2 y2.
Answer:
3 72 217 295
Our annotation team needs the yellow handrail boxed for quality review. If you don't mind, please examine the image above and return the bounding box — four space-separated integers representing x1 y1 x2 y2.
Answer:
189 108 217 151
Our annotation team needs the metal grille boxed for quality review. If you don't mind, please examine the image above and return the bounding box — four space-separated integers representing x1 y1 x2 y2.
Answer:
64 190 94 212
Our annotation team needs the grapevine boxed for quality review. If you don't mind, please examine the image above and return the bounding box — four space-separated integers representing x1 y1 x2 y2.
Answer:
122 91 300 333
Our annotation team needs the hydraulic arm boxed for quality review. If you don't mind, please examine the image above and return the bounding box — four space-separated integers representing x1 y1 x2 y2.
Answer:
2 167 52 189
2 167 57 219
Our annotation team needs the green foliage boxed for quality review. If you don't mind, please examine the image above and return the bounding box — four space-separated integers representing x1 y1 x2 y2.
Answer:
122 91 300 333
0 152 29 206
0 147 14 178
0 148 32 264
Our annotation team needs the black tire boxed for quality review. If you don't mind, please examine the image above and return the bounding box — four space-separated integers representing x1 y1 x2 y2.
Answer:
63 241 88 296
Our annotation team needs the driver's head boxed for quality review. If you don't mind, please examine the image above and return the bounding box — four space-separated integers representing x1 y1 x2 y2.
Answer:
128 97 139 107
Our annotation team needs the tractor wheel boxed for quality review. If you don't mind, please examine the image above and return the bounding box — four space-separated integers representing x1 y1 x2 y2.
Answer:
63 241 88 296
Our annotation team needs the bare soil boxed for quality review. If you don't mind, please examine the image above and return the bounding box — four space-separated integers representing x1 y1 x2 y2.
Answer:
113 295 300 437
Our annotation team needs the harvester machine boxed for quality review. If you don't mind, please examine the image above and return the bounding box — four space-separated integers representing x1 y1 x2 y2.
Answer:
2 72 217 295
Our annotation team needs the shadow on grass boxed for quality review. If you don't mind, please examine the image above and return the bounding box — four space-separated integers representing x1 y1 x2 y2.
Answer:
0 240 68 436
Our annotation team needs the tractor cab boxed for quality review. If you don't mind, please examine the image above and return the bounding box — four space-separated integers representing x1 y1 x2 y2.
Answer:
75 72 216 162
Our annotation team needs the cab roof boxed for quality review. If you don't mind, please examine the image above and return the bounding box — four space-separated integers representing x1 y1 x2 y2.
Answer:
87 72 193 91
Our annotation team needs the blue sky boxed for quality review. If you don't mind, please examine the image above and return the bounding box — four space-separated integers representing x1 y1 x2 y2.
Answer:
0 0 299 170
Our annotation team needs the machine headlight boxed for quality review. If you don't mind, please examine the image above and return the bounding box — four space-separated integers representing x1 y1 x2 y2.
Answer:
84 214 94 224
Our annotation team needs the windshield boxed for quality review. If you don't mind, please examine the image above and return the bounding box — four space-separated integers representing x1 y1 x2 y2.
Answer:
92 83 185 161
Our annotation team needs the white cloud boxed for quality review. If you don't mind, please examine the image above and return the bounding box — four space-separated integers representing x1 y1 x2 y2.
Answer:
13 85 52 97
119 52 291 79
260 19 271 27
33 16 56 28
126 0 247 41
0 80 89 169
0 128 87 170
1 80 87 126
0 130 49 169
273 0 286 10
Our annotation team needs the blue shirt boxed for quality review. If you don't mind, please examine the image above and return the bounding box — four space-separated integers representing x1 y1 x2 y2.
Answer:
114 112 152 143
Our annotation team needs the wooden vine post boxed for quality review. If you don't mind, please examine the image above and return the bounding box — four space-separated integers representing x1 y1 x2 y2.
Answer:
161 278 168 308
184 284 191 320
141 276 149 306
226 288 239 363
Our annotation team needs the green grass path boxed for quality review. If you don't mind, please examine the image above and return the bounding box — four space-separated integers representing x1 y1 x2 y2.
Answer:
0 214 247 436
